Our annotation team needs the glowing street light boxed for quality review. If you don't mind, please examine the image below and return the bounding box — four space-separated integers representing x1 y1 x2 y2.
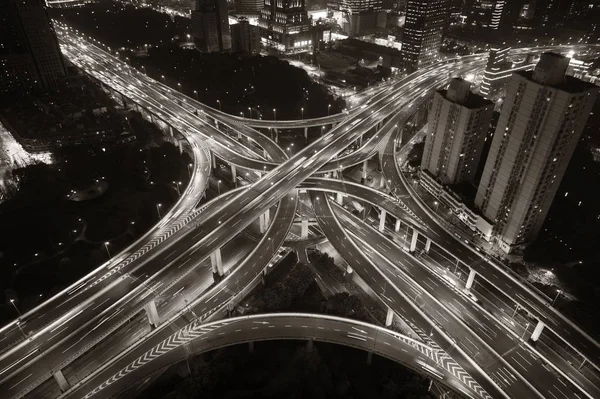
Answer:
301 107 304 120
273 108 277 121
156 203 162 218
104 242 111 259
551 289 562 307
328 104 331 115
10 299 21 317
217 180 222 195
217 100 222 111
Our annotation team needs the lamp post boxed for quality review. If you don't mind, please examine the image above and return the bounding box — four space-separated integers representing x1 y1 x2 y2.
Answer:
10 299 21 317
551 289 562 307
217 100 222 111
301 107 304 120
273 108 277 121
193 90 198 100
177 82 181 91
433 201 439 213
248 107 252 119
173 181 181 196
156 203 162 218
104 242 111 259
187 163 193 177
217 180 222 195
328 104 331 116
520 322 530 340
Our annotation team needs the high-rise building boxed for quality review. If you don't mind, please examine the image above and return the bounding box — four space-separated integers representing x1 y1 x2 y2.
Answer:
339 0 383 36
475 53 599 252
401 0 449 73
0 0 66 94
234 0 263 15
480 46 511 99
421 78 494 185
464 0 505 31
258 0 312 52
231 18 261 53
191 0 231 52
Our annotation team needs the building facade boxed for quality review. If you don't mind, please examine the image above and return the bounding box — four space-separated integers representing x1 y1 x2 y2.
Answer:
475 53 599 252
339 0 384 36
0 0 66 94
258 0 312 52
480 46 511 99
401 0 449 73
231 18 261 53
235 0 263 14
421 78 494 185
191 0 231 52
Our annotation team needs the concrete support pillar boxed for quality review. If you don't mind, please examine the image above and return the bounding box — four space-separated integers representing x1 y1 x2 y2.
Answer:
379 209 387 232
380 174 386 189
259 210 271 233
306 338 314 352
215 120 219 129
301 219 309 240
238 131 242 140
53 370 70 392
249 341 255 354
362 160 368 183
358 134 363 147
144 301 160 328
395 219 401 232
425 238 431 253
465 269 476 291
410 230 418 252
169 125 174 137
385 307 394 327
367 351 373 365
274 129 278 143
336 192 343 205
210 248 224 276
304 127 308 142
150 113 154 124
346 265 353 274
231 165 237 186
531 321 545 342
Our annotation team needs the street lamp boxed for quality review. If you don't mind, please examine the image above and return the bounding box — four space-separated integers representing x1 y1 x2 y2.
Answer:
268 237 274 254
520 322 530 340
551 289 562 307
193 90 198 100
217 180 222 195
9 299 21 317
433 201 439 213
156 203 162 218
273 108 277 121
177 82 182 91
328 104 331 116
187 163 193 176
248 107 252 119
104 242 111 259
217 100 222 111
301 107 304 120
173 181 181 196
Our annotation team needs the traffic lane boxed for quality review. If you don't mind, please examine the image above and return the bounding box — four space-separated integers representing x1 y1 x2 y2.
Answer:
0 133 211 355
57 194 297 399
334 205 587 399
0 188 243 380
381 132 600 371
0 227 260 399
66 316 464 399
309 191 503 399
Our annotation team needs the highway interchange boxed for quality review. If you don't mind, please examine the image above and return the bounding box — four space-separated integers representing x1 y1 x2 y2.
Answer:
0 25 599 399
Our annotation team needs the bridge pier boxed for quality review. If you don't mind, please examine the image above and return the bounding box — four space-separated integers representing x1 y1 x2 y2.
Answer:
144 300 161 328
336 192 344 205
395 219 401 232
215 120 219 129
424 238 431 253
362 160 368 183
231 165 237 186
210 248 224 276
150 113 154 124
53 370 70 392
249 341 255 354
409 230 418 252
379 209 387 232
169 125 174 137
379 175 386 189
304 127 308 142
385 307 394 327
301 219 309 240
211 151 217 169
306 338 314 352
531 321 545 342
259 209 271 233
465 269 476 291
366 351 373 365
274 129 279 143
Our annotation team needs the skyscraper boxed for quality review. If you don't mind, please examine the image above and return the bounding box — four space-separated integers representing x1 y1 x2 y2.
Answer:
480 46 511 99
231 18 261 54
258 0 311 52
0 0 66 94
401 0 449 73
475 53 599 253
191 0 231 53
339 0 384 36
421 78 494 185
234 0 263 15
